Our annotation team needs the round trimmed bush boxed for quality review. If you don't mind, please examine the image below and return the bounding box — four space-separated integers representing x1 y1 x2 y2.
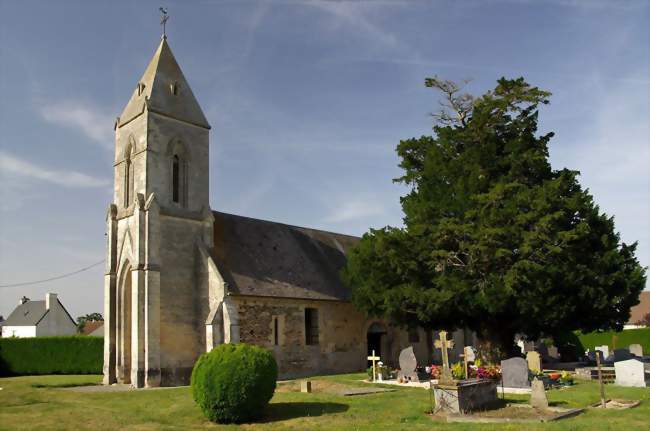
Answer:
190 343 278 423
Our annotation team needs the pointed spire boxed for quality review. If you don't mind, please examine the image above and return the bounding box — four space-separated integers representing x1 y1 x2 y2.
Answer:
118 38 210 129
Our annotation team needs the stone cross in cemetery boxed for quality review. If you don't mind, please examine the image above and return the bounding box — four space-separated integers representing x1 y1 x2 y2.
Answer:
435 331 455 383
367 350 381 383
460 346 475 380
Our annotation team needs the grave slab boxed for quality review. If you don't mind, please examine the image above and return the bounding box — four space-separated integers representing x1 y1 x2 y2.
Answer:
502 357 531 388
434 379 498 414
614 359 650 387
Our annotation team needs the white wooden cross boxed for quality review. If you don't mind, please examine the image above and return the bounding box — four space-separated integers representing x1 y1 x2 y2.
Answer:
434 331 455 383
367 350 380 382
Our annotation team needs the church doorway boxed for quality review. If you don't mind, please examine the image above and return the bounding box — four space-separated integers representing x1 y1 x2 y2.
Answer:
116 264 132 384
367 322 387 367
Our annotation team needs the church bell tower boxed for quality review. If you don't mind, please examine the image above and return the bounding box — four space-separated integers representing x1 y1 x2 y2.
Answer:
103 34 214 388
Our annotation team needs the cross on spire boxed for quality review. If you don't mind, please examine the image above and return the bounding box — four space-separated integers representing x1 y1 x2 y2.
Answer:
159 7 169 39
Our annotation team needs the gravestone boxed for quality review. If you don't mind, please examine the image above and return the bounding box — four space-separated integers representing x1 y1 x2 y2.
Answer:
526 351 541 374
614 359 650 387
613 348 633 362
501 357 530 388
629 344 643 357
595 345 610 359
463 346 476 363
300 380 312 393
397 346 419 382
547 345 560 360
530 378 548 410
435 331 455 383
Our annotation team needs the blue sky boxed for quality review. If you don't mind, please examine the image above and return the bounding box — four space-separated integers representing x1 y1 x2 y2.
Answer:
0 0 648 319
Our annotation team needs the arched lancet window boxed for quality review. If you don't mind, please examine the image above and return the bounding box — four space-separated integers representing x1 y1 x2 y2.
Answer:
172 155 180 203
124 139 135 207
167 139 189 208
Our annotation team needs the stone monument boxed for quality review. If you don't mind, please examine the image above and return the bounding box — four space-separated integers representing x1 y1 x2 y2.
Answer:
530 378 548 410
595 345 610 359
397 346 420 382
629 344 643 357
501 357 531 388
435 331 455 383
526 351 541 374
614 359 650 387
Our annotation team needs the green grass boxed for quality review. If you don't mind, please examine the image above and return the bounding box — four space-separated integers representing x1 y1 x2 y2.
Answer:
1 373 649 430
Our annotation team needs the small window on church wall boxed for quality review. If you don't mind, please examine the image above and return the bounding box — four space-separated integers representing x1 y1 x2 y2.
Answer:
172 155 180 203
408 328 420 343
305 308 319 345
124 156 134 207
170 81 178 95
273 317 279 346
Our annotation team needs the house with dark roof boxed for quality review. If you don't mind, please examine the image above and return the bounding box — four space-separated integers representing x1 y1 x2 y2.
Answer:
1 293 77 338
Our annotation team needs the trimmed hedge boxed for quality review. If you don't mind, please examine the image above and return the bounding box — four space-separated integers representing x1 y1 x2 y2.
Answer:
191 343 277 423
0 336 103 376
576 327 650 355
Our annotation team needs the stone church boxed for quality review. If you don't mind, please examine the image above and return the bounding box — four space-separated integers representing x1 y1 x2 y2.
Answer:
103 36 473 388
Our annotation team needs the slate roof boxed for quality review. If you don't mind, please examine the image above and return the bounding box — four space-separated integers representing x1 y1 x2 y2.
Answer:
212 211 360 301
3 301 48 326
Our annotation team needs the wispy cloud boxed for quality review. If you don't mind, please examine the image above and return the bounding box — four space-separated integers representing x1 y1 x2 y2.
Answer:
324 199 385 223
39 100 113 147
309 0 401 49
0 151 109 188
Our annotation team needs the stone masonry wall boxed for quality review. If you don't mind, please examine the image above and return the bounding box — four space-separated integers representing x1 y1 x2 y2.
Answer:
232 296 433 379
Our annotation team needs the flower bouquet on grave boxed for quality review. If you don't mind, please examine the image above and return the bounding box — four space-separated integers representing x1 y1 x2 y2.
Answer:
470 363 502 382
559 371 574 386
428 365 441 380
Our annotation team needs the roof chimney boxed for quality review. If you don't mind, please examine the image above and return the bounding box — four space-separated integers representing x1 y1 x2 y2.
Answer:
19 296 30 305
46 293 58 310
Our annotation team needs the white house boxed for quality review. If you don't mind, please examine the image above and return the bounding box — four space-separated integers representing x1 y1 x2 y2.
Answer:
1 293 77 338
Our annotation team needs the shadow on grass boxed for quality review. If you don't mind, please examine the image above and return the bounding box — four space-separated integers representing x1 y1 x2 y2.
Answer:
31 382 99 389
261 401 350 422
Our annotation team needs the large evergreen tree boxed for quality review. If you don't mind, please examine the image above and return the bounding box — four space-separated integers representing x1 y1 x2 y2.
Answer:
343 77 646 357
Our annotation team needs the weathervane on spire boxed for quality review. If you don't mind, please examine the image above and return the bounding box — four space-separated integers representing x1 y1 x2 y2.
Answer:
159 7 169 39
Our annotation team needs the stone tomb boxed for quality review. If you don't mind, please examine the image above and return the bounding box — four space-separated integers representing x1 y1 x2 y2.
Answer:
502 357 531 388
434 380 499 415
614 359 650 387
629 344 643 357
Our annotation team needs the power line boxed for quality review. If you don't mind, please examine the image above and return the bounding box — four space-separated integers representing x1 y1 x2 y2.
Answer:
0 260 105 288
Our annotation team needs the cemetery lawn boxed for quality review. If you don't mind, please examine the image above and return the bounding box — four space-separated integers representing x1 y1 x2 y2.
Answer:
1 373 650 430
